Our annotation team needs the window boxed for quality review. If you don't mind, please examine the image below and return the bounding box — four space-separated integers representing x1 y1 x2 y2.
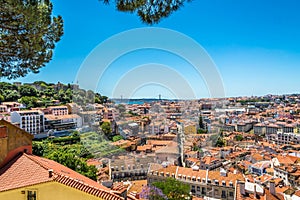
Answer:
197 186 201 191
191 185 196 194
202 187 206 195
215 189 219 196
222 190 226 198
229 191 234 197
27 190 37 200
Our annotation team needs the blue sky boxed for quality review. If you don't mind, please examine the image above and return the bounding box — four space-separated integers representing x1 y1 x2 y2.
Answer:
9 0 300 98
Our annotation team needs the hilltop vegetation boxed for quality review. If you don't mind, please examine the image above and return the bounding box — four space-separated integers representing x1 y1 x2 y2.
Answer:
33 132 98 180
81 131 125 158
32 131 124 180
0 81 108 108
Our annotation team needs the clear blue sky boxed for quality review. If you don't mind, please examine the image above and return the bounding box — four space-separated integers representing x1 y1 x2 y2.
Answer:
9 0 300 98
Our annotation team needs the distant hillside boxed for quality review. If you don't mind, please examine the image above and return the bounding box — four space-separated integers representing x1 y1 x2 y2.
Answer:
0 81 108 108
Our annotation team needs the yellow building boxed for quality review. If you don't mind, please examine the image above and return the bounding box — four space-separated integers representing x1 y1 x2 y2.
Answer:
184 123 197 135
0 120 123 200
0 153 123 200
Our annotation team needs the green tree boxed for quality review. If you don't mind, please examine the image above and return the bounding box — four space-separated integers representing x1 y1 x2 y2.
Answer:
152 178 191 200
0 94 4 102
235 134 243 141
0 0 63 79
5 90 20 101
209 134 225 147
94 93 108 104
112 135 123 142
101 122 112 136
0 82 18 91
99 0 191 24
199 114 205 129
19 85 37 96
33 141 97 181
197 128 207 134
19 96 38 108
43 87 55 98
46 150 97 180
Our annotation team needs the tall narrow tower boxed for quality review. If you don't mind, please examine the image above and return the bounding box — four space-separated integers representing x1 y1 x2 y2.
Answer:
177 122 185 167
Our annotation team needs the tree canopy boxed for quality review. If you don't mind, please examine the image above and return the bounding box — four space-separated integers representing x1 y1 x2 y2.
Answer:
100 121 112 136
0 0 63 79
151 178 191 200
0 82 109 108
32 135 98 181
99 0 191 24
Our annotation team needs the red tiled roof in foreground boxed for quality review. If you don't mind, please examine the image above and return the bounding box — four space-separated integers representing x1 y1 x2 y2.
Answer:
0 153 122 200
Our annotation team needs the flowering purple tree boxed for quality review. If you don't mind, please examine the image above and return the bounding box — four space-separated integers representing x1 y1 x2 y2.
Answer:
140 185 168 200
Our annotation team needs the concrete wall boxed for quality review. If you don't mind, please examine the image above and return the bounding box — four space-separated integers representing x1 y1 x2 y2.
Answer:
0 120 33 167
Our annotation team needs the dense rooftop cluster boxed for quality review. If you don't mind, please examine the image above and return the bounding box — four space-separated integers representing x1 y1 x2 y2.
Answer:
2 82 300 199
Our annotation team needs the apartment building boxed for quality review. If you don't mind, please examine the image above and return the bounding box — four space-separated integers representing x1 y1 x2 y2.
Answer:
236 122 253 133
199 156 223 170
1 102 20 112
44 114 82 131
10 110 44 135
266 124 280 135
274 166 292 186
109 155 155 182
267 132 300 145
248 161 272 176
66 103 82 114
148 165 243 200
253 123 266 135
48 106 68 116
0 105 7 113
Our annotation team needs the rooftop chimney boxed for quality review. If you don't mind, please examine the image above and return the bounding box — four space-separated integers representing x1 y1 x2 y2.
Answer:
239 181 246 196
254 184 257 199
220 168 227 177
270 180 276 196
48 169 53 178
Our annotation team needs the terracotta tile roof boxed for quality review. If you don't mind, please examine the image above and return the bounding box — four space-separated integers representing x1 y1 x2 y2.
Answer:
136 145 152 152
128 180 147 194
0 153 123 200
275 186 290 194
252 153 264 161
111 182 128 193
276 155 299 164
266 168 274 173
294 190 300 197
148 163 164 172
147 140 172 146
44 114 80 120
201 156 217 165
186 157 200 163
156 165 178 176
208 171 244 186
192 197 204 200
265 189 285 200
0 153 52 192
177 167 206 180
155 141 179 154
